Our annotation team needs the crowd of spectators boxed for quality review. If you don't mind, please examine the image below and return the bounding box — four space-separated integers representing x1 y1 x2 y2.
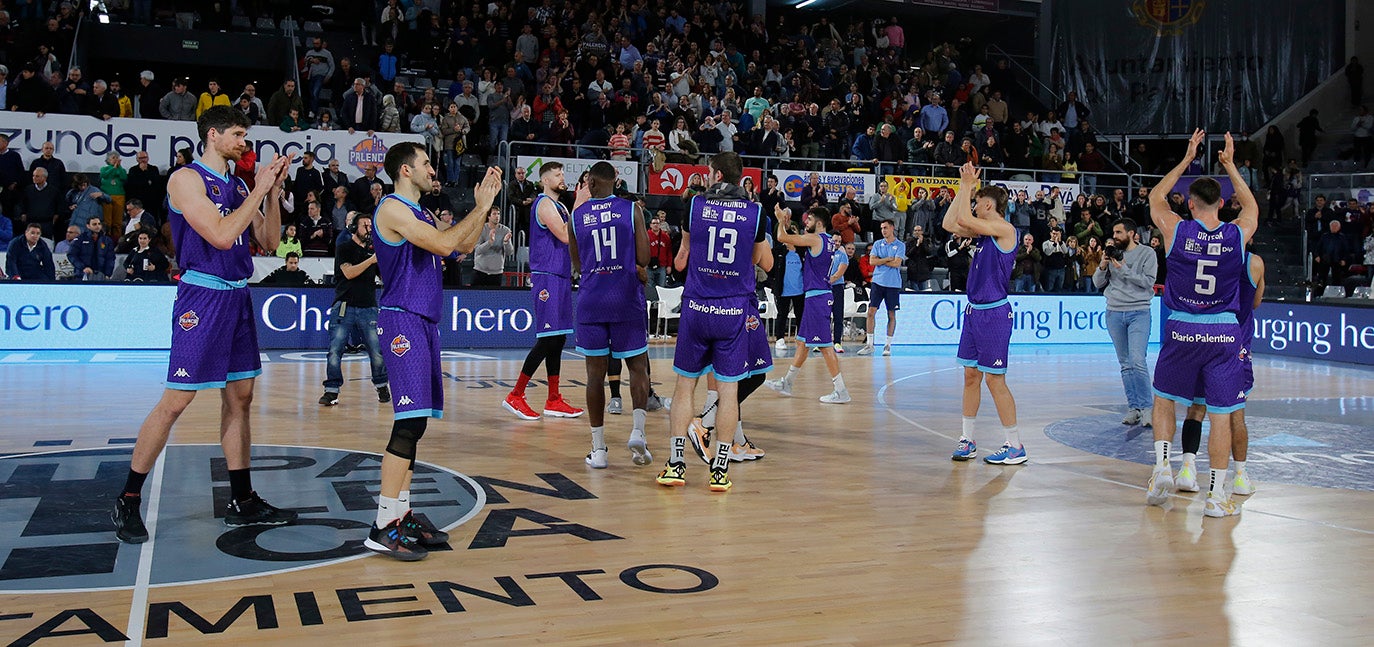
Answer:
1303 194 1374 296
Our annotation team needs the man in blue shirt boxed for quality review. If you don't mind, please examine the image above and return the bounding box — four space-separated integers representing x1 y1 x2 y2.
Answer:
919 95 949 142
858 221 906 356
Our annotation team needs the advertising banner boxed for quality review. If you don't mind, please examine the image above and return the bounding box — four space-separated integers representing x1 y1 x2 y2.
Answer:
0 112 422 182
885 175 959 211
1249 302 1374 366
988 180 1081 206
646 163 763 196
515 155 640 193
871 293 1164 346
1053 0 1340 133
772 169 876 203
0 285 547 350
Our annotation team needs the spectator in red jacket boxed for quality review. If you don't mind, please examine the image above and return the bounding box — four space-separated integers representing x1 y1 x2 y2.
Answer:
647 214 672 287
831 202 862 245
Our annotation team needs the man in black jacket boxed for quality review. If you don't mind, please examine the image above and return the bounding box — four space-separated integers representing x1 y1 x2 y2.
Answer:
124 152 164 220
19 167 63 238
1057 91 1091 131
904 224 939 291
340 78 378 132
9 65 54 114
5 224 56 281
1312 220 1350 295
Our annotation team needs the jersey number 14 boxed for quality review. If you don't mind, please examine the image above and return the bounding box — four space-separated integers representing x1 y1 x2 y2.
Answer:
591 226 617 262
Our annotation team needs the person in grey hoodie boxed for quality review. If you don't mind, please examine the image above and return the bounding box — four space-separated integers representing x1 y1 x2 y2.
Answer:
867 179 903 235
158 78 197 121
471 206 514 286
1092 216 1159 427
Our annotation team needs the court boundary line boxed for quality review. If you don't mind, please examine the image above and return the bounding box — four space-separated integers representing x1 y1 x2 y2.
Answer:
123 451 165 647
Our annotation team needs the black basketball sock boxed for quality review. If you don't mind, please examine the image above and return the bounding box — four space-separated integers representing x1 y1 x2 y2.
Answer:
1181 419 1203 455
228 468 252 501
123 469 148 497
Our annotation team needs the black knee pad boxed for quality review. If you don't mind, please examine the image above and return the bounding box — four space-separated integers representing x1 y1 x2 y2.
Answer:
738 374 767 402
385 418 428 460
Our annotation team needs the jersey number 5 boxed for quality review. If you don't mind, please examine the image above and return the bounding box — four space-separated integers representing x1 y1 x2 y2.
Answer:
1194 259 1217 295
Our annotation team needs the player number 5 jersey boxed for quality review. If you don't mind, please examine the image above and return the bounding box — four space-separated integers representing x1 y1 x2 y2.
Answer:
1165 220 1244 317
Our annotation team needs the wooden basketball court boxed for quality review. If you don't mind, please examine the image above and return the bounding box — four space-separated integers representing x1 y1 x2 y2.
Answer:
1 346 1371 646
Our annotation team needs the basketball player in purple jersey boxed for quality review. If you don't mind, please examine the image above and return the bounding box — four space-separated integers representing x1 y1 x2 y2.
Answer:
1145 130 1259 518
943 162 1026 465
365 142 503 560
503 162 585 421
568 162 653 469
1176 252 1264 496
659 152 773 492
765 206 851 403
113 106 295 543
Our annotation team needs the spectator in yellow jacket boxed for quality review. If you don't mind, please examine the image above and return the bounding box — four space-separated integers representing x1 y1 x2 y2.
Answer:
195 79 231 118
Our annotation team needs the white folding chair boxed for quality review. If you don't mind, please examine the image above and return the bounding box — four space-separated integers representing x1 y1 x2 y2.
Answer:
655 286 684 338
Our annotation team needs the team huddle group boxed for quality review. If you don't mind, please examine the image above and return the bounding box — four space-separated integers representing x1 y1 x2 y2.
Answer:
106 108 1261 565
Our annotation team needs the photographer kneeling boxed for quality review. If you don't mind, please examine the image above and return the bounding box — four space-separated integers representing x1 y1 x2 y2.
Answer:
1093 218 1158 426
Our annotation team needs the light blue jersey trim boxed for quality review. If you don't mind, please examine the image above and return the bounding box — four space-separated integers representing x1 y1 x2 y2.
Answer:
372 194 414 246
536 328 574 338
1246 252 1259 288
191 160 231 183
576 346 610 356
1168 312 1238 325
805 342 834 349
611 345 649 359
989 234 1015 254
958 357 1007 374
225 369 262 382
1153 387 1195 407
395 409 444 420
971 298 1009 310
712 370 749 383
1206 402 1245 414
673 364 714 379
181 270 248 290
167 380 228 391
1164 220 1181 258
804 289 831 298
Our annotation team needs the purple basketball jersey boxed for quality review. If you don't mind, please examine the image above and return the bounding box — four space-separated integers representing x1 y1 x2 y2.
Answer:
573 195 644 323
684 195 762 301
1239 255 1258 348
168 161 253 281
375 194 444 322
802 234 838 294
530 194 572 277
966 235 1015 304
1164 220 1244 316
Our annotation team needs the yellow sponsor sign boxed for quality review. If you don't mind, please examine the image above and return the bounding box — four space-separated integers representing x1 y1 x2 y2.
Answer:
885 175 964 211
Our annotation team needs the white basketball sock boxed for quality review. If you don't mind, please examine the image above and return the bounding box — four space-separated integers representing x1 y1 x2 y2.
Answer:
376 496 401 528
961 416 975 442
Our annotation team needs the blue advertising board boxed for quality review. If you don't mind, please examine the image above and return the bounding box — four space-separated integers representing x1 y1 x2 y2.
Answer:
1249 302 1374 365
872 294 1163 345
1 285 540 350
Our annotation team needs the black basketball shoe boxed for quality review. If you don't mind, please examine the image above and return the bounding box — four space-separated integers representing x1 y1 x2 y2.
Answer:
365 518 428 561
400 510 449 546
112 494 149 543
224 492 299 527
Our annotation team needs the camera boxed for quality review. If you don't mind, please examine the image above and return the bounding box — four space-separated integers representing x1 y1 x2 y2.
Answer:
1105 244 1124 261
